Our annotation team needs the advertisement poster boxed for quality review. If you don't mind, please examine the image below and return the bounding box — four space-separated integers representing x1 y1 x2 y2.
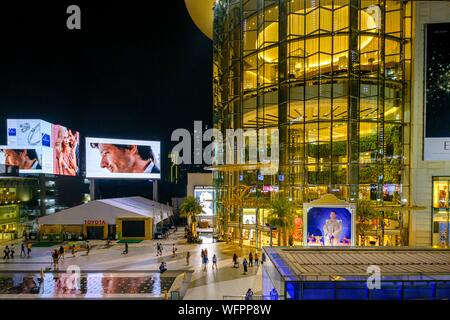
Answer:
7 119 52 147
424 23 450 160
194 187 214 216
52 125 80 176
0 146 43 174
306 207 352 246
86 137 161 179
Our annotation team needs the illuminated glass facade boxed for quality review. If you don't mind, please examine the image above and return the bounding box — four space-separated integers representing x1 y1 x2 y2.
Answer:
213 0 412 248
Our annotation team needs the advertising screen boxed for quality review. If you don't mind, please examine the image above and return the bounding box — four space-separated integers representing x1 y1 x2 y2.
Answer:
52 125 80 176
424 23 450 160
7 119 52 147
306 207 352 246
85 137 161 179
0 146 43 174
194 187 213 216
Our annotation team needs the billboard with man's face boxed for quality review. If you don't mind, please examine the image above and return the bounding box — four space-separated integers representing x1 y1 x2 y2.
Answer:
0 146 44 174
85 137 161 179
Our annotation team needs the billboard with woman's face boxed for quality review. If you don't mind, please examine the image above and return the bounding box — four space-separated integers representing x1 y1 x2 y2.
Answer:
306 207 352 246
52 125 80 176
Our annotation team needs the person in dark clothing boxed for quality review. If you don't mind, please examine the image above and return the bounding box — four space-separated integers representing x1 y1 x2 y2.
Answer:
123 242 128 254
159 261 167 273
3 246 10 259
249 252 253 267
59 245 65 260
232 253 238 268
243 258 248 274
10 244 15 259
20 243 26 257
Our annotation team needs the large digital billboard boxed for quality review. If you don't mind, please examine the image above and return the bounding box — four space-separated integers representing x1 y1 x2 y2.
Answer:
0 146 44 174
424 23 450 160
52 125 80 176
194 186 213 216
6 119 81 176
85 137 161 179
7 119 52 147
305 207 353 246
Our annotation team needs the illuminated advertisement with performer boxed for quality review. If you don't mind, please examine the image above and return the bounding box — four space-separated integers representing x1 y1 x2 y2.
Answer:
0 146 44 174
306 207 352 246
194 187 213 216
52 125 80 176
86 137 161 179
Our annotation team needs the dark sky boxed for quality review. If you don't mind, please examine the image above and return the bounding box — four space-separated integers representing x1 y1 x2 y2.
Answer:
0 1 213 153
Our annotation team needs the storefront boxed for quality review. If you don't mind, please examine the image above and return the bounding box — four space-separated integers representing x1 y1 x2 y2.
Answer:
432 177 450 247
0 204 20 242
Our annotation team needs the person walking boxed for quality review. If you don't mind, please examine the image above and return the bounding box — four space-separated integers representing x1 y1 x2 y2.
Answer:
249 252 253 267
232 253 238 268
243 258 248 274
27 242 32 257
172 244 177 257
59 245 65 260
270 288 279 300
71 244 76 257
186 251 191 266
159 243 163 255
86 241 90 256
261 251 266 265
10 244 15 259
3 246 10 260
123 242 128 255
156 243 160 256
254 252 259 266
202 254 209 271
245 288 254 300
52 249 59 270
212 254 218 270
20 243 26 257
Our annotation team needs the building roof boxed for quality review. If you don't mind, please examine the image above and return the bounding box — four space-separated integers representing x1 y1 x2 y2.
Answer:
264 247 450 281
37 196 173 225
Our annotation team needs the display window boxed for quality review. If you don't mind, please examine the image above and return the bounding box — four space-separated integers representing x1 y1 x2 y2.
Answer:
432 177 450 248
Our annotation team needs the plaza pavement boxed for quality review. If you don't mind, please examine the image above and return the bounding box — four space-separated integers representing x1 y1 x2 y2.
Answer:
0 230 262 299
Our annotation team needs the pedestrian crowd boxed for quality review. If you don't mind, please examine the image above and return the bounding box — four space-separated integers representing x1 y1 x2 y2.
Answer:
3 242 33 259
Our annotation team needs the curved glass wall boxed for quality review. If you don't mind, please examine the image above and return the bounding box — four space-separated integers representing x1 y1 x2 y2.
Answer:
213 0 412 248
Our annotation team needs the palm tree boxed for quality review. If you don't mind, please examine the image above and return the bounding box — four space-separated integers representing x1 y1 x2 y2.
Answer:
180 196 203 238
267 197 295 246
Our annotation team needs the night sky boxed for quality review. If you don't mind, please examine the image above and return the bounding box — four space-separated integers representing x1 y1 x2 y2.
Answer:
0 1 212 155
0 1 212 201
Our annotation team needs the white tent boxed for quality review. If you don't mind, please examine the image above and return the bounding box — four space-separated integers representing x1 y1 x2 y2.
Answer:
37 196 173 226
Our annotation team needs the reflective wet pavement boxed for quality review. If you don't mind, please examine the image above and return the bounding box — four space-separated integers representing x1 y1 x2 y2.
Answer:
0 272 175 298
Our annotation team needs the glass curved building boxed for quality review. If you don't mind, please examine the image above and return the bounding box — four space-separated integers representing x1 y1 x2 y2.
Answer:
212 0 413 248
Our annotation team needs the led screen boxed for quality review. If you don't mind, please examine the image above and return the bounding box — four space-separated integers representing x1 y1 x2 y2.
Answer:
306 207 352 246
194 187 213 215
0 146 44 174
7 119 52 147
85 137 161 179
52 125 80 176
424 23 450 160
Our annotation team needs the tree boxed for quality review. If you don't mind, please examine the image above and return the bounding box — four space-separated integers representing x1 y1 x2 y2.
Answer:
356 199 378 245
267 197 295 246
180 196 203 238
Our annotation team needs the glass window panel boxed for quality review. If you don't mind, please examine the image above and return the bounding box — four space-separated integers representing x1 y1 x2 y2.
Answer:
386 11 401 34
334 6 349 31
320 8 333 32
306 9 320 34
289 14 305 36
